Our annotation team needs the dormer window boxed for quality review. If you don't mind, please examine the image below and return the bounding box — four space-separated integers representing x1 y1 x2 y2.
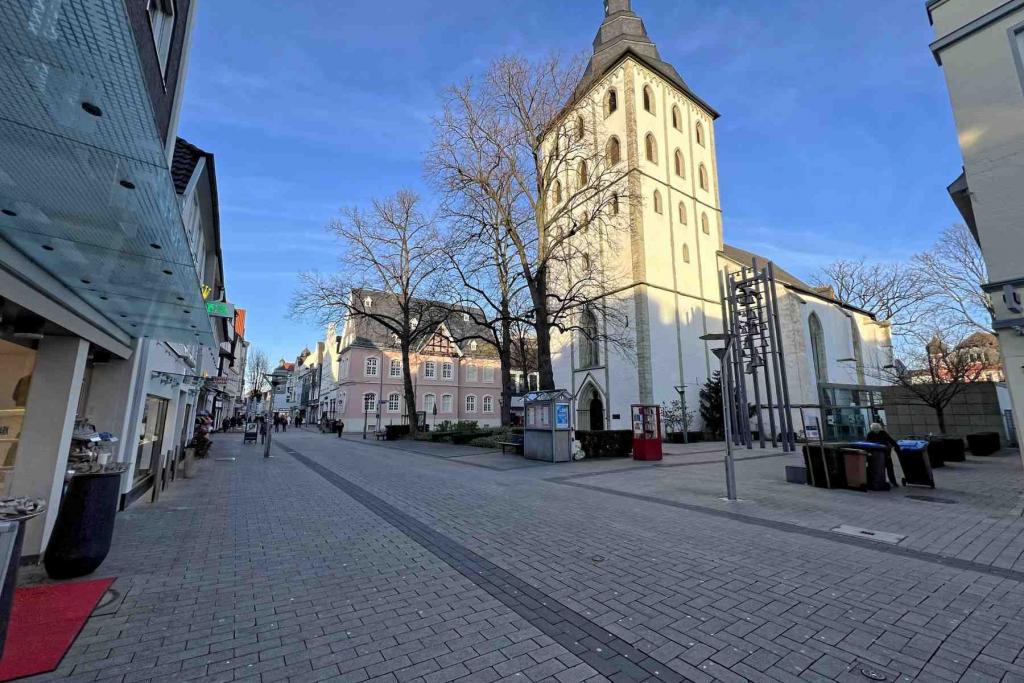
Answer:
363 296 373 310
463 312 470 322
146 0 176 75
470 341 478 351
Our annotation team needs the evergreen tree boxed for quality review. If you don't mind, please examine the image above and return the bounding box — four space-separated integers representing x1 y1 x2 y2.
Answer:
699 371 724 439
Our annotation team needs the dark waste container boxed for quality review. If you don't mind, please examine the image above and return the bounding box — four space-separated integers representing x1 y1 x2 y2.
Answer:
44 471 122 580
967 432 1001 456
802 444 847 489
929 436 964 464
847 441 890 491
896 439 935 488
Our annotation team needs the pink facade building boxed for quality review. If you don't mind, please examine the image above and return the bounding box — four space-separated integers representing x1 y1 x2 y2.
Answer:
330 293 505 432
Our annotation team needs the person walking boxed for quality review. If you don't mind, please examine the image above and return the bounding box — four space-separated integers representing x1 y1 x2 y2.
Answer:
259 417 267 445
336 420 345 438
864 422 901 488
282 416 288 432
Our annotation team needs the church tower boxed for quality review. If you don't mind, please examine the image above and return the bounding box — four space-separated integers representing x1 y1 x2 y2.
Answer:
550 1 725 431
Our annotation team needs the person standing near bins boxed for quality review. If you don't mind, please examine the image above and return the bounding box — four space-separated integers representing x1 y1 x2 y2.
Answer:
336 420 345 438
864 422 901 488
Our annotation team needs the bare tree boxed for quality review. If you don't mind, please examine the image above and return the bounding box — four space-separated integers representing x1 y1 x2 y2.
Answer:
811 258 931 333
245 348 269 405
293 190 443 436
877 328 985 434
432 54 636 390
914 223 993 335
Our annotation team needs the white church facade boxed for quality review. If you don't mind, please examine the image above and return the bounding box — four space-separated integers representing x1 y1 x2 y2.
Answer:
549 1 893 436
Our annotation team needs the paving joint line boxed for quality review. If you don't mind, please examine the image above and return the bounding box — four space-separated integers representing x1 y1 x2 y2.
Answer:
550 479 1024 584
327 435 546 471
547 450 793 483
277 442 687 682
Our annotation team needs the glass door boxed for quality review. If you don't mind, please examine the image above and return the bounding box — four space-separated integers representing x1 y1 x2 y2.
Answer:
135 396 169 482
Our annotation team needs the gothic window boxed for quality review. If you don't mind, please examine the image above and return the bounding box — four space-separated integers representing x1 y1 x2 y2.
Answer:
578 160 588 186
607 137 621 165
682 243 691 263
389 358 402 377
699 163 709 191
580 307 600 367
612 193 620 216
387 393 401 413
672 105 682 131
553 180 562 204
653 190 662 214
645 134 657 163
701 213 710 235
606 88 618 116
850 319 865 384
362 392 377 413
678 202 687 225
643 85 655 114
581 253 591 271
365 357 378 377
696 121 706 147
809 313 828 384
674 149 685 178
465 395 477 413
483 396 494 413
575 115 585 141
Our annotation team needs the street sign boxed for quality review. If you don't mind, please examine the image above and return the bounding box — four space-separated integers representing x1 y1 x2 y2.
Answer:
206 301 236 318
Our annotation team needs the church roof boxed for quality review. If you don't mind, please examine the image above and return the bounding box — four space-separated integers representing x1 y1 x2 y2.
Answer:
576 1 719 119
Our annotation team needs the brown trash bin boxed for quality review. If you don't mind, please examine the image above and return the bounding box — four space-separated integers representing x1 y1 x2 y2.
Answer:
842 449 868 491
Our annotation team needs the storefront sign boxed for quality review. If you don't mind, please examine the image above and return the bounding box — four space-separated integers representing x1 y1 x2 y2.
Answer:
206 301 235 318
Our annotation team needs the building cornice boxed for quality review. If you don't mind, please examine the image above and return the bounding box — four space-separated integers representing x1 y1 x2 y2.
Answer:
929 0 1024 64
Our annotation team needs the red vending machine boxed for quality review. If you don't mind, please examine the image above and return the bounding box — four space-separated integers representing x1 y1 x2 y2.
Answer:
631 404 663 461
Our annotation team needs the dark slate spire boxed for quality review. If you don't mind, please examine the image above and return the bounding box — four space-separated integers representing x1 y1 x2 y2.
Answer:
576 0 718 118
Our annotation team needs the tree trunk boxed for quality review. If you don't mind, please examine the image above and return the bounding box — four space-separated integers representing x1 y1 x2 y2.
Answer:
935 406 947 435
531 272 556 390
401 343 418 437
499 299 514 427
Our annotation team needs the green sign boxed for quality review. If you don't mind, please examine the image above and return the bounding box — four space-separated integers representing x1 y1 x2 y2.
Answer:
206 301 235 318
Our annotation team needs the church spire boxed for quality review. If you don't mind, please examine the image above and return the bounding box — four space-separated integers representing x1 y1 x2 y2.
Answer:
576 0 718 118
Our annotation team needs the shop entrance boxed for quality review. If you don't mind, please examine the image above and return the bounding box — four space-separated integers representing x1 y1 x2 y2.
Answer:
135 396 169 487
0 338 37 496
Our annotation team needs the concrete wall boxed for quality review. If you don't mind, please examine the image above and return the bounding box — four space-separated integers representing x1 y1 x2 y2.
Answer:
881 381 1007 442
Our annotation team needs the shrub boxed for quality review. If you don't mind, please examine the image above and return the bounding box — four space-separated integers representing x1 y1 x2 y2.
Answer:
576 430 632 458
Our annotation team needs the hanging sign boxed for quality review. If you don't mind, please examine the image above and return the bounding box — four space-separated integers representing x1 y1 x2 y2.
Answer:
206 301 236 318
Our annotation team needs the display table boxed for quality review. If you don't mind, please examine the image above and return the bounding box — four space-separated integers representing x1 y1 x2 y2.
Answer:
0 499 46 658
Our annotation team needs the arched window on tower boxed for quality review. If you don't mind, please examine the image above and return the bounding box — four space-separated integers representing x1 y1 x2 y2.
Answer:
672 105 682 131
643 85 655 114
611 193 620 216
678 202 687 225
808 313 828 384
701 213 710 235
645 134 657 163
607 136 621 165
552 179 562 204
575 115 585 141
682 243 690 263
696 121 706 147
699 163 709 191
653 190 662 214
578 160 588 187
606 89 618 116
580 307 600 368
674 149 685 178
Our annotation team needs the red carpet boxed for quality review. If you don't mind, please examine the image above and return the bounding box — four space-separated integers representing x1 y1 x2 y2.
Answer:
0 577 114 682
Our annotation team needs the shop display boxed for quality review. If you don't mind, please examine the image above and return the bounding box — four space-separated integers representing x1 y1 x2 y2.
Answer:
0 497 45 518
68 419 121 471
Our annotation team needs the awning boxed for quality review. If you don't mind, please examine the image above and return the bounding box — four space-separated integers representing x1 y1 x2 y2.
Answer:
0 1 215 347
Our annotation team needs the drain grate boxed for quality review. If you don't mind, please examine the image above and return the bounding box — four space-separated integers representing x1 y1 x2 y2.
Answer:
906 495 958 505
831 525 906 545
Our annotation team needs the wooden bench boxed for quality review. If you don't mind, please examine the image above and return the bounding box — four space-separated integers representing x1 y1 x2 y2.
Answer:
497 435 524 455
375 430 387 441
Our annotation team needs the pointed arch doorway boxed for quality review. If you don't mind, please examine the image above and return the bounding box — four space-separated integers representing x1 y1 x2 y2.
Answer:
577 382 606 432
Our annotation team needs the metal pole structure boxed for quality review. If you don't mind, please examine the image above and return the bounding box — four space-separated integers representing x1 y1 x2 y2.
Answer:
754 264 778 448
729 270 752 448
263 377 277 458
762 264 788 452
766 263 796 451
713 346 738 501
745 260 766 448
717 270 739 446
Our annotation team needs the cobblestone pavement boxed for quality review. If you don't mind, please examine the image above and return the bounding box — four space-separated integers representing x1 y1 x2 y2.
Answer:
24 432 1024 682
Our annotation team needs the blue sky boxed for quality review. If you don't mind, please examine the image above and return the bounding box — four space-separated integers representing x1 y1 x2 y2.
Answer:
177 0 963 364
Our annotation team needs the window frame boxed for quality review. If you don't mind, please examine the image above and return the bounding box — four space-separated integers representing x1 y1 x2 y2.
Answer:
643 85 655 114
441 362 453 380
671 105 682 131
653 190 662 214
678 201 687 225
466 364 478 382
607 136 621 165
424 393 436 415
424 360 437 379
441 394 453 414
702 213 710 235
482 395 494 413
146 0 176 77
699 163 709 191
362 392 377 414
364 357 379 377
387 392 401 413
465 394 477 413
696 121 706 147
645 133 657 163
483 366 495 383
674 149 685 178
682 243 691 264
389 358 402 377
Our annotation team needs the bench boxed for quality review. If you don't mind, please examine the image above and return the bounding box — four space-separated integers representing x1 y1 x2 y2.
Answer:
375 430 387 441
497 435 524 455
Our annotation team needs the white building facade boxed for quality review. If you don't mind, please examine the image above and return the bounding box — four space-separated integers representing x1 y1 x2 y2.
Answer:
927 0 1024 457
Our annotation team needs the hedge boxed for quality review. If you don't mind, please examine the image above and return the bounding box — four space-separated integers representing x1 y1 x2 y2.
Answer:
384 425 410 441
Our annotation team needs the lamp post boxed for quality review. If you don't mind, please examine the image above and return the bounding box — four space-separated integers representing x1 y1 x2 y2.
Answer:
673 384 690 443
701 333 738 501
262 374 283 459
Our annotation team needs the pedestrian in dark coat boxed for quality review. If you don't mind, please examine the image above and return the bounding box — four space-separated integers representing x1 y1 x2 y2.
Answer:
864 422 901 488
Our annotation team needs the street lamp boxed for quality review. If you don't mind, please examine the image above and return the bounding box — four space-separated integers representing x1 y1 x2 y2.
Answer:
701 332 738 501
262 374 284 459
672 384 690 444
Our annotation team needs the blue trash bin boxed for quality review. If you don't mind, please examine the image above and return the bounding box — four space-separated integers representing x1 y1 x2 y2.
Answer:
896 439 935 488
